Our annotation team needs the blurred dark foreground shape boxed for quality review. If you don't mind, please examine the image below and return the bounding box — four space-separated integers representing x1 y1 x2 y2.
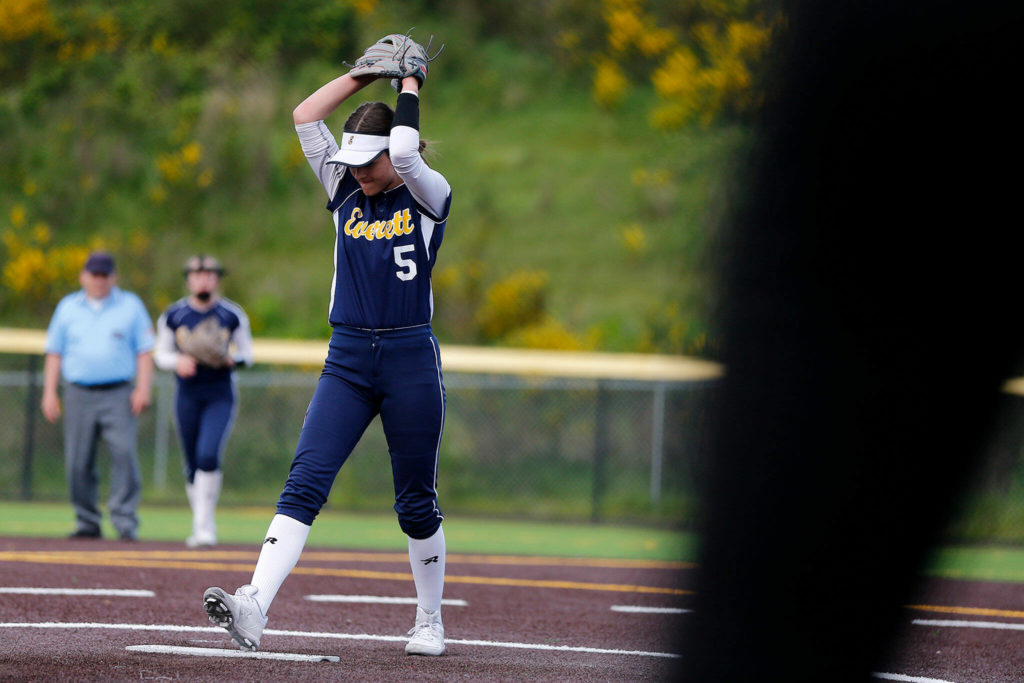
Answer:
676 0 1024 680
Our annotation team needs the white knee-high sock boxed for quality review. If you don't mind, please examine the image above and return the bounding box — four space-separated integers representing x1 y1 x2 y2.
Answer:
192 469 222 541
408 525 446 613
248 513 310 616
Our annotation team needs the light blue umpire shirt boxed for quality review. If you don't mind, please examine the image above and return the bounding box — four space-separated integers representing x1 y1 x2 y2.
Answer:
44 287 155 386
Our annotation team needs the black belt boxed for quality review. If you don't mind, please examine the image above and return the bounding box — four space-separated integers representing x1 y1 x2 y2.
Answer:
71 380 130 391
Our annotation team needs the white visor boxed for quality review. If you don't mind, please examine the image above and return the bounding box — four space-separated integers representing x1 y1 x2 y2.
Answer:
326 132 390 167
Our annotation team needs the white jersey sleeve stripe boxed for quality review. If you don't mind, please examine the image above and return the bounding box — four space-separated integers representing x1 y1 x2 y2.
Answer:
220 298 255 367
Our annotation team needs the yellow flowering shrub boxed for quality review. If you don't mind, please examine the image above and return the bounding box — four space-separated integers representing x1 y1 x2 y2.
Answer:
432 264 460 293
592 0 775 126
0 0 57 42
631 167 671 188
156 141 211 188
593 57 629 108
284 142 309 173
475 270 549 341
603 0 674 56
151 32 173 56
350 0 378 16
653 19 771 127
9 203 27 227
556 29 581 51
504 317 593 351
49 9 122 62
619 223 648 259
1 224 90 305
638 301 710 356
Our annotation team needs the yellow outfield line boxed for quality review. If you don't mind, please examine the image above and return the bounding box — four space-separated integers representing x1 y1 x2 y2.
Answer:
302 552 695 571
907 604 1024 620
0 552 690 596
0 549 692 570
294 565 690 595
437 574 689 595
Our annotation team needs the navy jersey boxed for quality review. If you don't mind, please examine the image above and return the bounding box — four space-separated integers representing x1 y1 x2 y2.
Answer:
325 174 450 327
154 298 254 385
296 92 452 330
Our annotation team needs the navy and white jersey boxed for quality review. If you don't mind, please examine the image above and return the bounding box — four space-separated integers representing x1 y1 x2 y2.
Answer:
154 298 254 385
295 94 452 329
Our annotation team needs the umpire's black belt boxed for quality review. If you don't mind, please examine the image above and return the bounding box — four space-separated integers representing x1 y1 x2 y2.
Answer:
71 380 130 391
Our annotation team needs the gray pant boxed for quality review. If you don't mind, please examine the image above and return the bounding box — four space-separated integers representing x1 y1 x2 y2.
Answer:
63 383 142 536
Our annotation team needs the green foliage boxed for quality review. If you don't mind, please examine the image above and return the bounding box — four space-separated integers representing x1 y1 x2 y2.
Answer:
0 0 754 356
0 500 695 560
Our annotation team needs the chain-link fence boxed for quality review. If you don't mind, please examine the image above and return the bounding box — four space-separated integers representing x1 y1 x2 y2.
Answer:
0 355 716 526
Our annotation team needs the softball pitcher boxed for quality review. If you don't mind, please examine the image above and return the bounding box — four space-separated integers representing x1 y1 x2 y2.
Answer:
155 255 253 548
203 33 450 656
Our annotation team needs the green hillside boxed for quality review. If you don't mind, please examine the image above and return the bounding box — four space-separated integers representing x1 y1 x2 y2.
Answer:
1 1 757 356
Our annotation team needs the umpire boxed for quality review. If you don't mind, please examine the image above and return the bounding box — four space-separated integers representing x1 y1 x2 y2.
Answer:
41 250 155 541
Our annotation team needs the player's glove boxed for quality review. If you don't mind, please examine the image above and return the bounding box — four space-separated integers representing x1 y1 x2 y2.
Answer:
345 29 444 91
178 317 232 369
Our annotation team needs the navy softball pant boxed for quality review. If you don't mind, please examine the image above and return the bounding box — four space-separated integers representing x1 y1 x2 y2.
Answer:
276 324 446 539
176 380 237 481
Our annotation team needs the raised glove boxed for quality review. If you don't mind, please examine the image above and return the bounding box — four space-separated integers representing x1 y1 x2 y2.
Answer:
177 317 231 369
345 29 444 90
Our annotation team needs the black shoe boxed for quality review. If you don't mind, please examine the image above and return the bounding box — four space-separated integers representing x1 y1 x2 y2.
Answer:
68 528 101 539
118 530 138 542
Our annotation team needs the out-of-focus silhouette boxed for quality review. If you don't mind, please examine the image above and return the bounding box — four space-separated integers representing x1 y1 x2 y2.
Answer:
678 1 1024 680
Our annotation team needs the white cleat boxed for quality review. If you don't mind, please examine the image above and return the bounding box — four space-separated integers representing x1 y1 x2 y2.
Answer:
185 534 216 549
405 606 445 656
203 584 268 651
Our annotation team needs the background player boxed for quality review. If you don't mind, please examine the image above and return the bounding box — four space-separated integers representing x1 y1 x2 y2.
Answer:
202 33 451 657
154 255 253 548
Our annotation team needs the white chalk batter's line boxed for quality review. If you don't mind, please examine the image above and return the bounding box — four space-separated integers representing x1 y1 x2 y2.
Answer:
913 618 1024 631
127 645 339 662
872 673 957 683
0 587 154 597
305 595 468 606
610 605 690 614
0 622 679 658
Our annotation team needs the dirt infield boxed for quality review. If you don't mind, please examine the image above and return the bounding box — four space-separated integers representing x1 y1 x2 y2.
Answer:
0 536 690 681
880 576 1024 682
4 536 1024 681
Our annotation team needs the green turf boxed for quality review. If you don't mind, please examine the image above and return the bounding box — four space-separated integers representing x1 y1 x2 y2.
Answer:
924 545 1024 584
10 501 1024 579
0 501 694 562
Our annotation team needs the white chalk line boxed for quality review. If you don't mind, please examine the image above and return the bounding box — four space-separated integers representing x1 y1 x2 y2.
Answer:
913 618 1024 631
305 595 468 606
0 622 679 658
610 605 690 614
127 645 339 662
872 673 958 683
0 587 154 597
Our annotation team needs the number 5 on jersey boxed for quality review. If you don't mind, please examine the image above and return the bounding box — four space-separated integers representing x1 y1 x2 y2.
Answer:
394 244 417 281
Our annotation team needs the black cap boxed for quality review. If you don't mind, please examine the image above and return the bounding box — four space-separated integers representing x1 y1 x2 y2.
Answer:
84 251 115 275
